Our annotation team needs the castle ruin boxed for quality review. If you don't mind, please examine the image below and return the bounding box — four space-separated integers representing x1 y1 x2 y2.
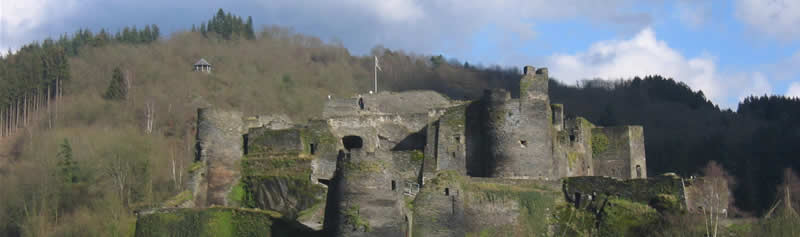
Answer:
137 66 680 237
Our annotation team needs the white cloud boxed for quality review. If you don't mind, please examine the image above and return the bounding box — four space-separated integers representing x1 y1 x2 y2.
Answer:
548 27 772 108
786 82 800 98
735 0 800 41
0 0 77 52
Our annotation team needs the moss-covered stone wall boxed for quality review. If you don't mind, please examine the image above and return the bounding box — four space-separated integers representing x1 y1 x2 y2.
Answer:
591 126 647 179
555 117 595 177
591 126 631 179
412 171 561 237
563 175 685 210
245 128 304 155
134 207 318 237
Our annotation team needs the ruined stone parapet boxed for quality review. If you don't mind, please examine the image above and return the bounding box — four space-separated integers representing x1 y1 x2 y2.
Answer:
195 108 244 207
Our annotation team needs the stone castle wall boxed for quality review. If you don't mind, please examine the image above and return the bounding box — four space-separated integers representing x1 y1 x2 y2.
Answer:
592 126 647 179
195 108 244 207
330 149 408 237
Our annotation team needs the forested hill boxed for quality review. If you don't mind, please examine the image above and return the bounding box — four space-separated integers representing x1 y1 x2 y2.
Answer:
0 8 798 236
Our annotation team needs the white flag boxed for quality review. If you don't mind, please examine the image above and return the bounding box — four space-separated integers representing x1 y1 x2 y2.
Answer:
375 56 382 71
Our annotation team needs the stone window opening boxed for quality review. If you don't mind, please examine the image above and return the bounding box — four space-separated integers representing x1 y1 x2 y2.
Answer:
242 134 249 155
310 143 316 155
451 152 456 158
569 134 576 142
454 136 461 143
358 98 365 110
392 180 397 191
519 140 528 148
445 188 450 196
636 165 642 178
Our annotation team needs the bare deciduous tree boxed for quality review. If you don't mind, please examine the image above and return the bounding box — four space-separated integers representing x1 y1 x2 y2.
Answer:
145 101 155 134
697 161 733 237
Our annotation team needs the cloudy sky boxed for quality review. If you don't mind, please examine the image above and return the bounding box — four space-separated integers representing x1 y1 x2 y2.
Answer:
2 0 800 108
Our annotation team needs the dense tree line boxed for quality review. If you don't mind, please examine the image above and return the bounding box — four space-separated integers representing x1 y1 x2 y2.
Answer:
192 9 255 40
59 25 160 56
0 24 160 137
0 40 69 136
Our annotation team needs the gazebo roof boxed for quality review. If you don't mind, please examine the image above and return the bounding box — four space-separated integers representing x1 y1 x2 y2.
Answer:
194 58 211 66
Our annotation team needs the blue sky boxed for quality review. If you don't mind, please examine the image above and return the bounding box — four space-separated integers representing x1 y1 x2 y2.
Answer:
3 0 800 109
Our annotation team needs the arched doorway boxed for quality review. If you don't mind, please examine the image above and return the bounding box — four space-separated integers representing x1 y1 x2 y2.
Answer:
342 135 364 151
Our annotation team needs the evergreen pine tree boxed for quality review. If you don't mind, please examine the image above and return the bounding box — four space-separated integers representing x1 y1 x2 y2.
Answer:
246 16 255 40
152 24 160 41
103 67 127 100
57 138 79 183
143 25 153 43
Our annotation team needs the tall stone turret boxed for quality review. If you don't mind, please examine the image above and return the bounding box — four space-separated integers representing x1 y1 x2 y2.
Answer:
484 66 555 179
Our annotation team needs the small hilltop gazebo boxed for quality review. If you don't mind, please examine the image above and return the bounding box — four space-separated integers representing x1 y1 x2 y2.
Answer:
193 58 212 73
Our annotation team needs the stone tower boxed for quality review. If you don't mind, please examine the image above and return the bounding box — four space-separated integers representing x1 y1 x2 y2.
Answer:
329 147 408 237
484 66 554 179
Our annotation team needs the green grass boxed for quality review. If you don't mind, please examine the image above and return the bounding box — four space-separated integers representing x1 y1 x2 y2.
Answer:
599 198 658 236
134 207 282 237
